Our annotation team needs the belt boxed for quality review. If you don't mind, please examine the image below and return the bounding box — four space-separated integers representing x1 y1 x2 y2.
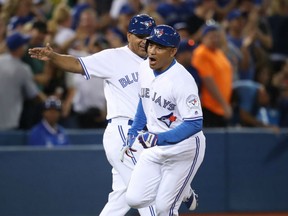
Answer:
107 118 133 126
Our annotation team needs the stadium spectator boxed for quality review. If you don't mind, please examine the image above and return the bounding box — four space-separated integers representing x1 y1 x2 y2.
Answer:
1 0 46 34
267 0 288 72
20 20 51 129
22 20 50 89
0 32 45 130
192 24 233 127
185 0 218 42
231 79 279 133
72 74 107 128
106 4 135 47
176 39 202 91
272 59 288 127
28 96 70 146
47 3 75 52
225 3 272 80
156 0 195 27
225 9 255 80
70 0 96 30
0 17 7 54
173 22 190 40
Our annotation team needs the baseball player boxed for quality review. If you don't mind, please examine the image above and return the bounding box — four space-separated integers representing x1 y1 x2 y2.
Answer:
29 14 157 216
121 25 206 215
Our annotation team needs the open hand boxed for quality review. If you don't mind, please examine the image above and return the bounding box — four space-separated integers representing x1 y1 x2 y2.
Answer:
28 43 54 61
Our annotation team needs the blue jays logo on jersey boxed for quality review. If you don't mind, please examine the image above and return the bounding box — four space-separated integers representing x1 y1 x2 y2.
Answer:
157 112 177 128
186 94 200 109
155 28 164 38
141 21 153 29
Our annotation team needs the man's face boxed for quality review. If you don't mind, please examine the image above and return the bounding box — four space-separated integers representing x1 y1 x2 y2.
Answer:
43 109 61 125
127 33 148 58
203 30 221 49
147 42 177 72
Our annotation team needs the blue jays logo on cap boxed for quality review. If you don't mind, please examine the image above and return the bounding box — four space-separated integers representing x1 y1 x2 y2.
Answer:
155 28 164 38
141 20 154 29
128 14 156 36
146 24 180 48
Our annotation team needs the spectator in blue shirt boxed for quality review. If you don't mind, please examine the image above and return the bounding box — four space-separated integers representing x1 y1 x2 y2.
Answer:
231 80 279 132
28 96 70 147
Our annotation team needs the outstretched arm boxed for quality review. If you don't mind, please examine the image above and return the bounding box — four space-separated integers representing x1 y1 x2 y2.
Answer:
28 43 84 74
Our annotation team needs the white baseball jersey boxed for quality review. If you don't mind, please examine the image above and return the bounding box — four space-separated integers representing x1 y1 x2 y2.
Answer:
78 46 143 120
126 59 206 215
78 46 156 215
138 59 203 134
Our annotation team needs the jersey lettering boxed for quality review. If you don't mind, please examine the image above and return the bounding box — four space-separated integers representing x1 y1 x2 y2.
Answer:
142 88 176 111
119 72 138 88
167 103 176 111
140 88 150 98
154 95 162 106
163 99 171 108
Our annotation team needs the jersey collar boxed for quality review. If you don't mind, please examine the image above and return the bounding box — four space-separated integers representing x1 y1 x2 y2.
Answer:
153 59 176 77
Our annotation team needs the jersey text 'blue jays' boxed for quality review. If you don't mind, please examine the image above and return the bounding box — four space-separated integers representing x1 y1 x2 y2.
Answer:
119 72 138 88
140 87 176 111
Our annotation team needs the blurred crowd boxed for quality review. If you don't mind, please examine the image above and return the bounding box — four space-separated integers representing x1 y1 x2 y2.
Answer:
0 0 288 133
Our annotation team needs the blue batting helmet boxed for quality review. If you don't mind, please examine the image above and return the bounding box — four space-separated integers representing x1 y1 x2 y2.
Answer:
128 14 156 36
146 25 180 48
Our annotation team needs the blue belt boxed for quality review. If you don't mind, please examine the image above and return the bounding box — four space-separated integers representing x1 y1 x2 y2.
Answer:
107 119 133 126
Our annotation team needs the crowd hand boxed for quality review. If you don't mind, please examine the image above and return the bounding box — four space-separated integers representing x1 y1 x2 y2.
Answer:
242 32 256 48
138 132 158 149
223 103 233 120
28 43 53 61
265 124 281 134
120 134 137 162
61 100 72 118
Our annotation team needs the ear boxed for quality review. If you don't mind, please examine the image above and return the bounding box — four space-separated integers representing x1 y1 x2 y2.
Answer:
127 32 132 43
170 48 177 57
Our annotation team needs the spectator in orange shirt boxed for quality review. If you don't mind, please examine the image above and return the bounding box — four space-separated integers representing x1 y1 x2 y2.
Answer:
192 24 233 127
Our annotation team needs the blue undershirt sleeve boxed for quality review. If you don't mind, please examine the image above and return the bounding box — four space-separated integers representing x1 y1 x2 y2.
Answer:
128 99 147 136
157 119 203 146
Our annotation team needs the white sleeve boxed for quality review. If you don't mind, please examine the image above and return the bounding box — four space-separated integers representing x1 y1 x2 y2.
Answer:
78 49 116 80
174 74 203 121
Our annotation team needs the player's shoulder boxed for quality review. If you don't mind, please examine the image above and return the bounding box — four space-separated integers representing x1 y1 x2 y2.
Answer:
97 46 122 55
174 61 193 77
85 46 127 62
139 58 150 70
101 46 137 58
170 62 197 84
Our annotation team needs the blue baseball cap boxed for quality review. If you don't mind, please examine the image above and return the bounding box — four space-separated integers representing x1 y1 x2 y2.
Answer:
146 25 181 48
226 9 242 21
119 4 135 15
6 32 31 51
202 24 219 37
177 39 197 53
128 14 156 36
43 96 62 111
173 22 188 31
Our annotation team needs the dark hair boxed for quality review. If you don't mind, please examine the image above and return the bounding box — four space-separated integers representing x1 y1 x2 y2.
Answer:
32 20 48 33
